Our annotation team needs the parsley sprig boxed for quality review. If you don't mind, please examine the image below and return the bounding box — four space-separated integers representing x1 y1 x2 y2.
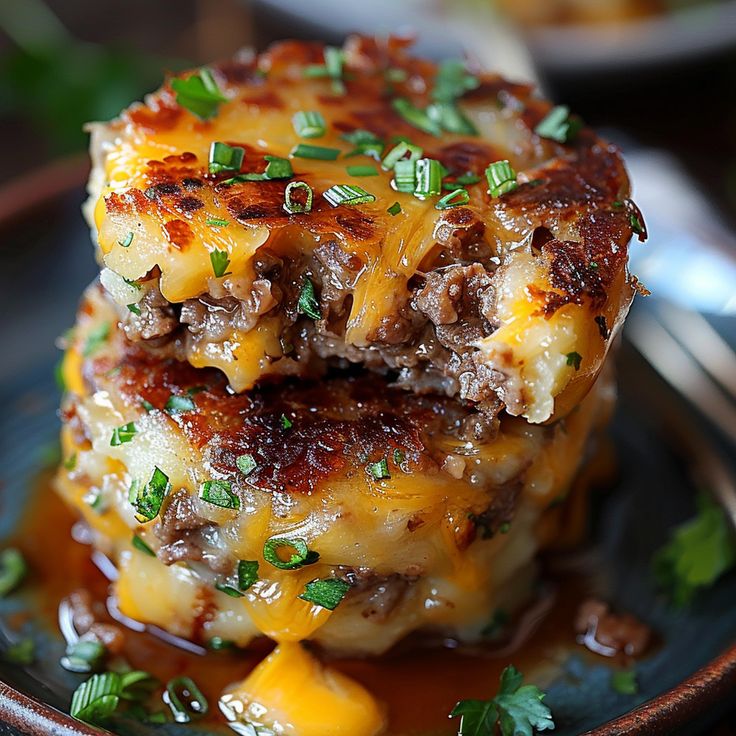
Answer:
654 493 736 606
450 665 554 736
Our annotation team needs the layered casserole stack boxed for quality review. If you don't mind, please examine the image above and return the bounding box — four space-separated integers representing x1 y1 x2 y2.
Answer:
56 35 640 733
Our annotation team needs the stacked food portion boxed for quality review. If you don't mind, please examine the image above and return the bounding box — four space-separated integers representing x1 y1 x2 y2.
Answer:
57 35 641 734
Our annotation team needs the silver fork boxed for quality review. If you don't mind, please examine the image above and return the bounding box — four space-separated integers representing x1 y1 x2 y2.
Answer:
626 302 736 526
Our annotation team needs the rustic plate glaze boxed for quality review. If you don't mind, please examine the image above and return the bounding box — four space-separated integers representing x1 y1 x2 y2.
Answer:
0 167 735 735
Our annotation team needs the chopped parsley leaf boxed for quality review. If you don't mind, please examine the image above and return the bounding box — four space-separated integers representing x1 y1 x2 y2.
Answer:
450 664 554 736
566 352 583 371
297 277 321 320
132 534 155 557
367 458 390 480
165 394 196 414
83 322 110 357
299 578 351 610
110 422 136 447
611 669 638 695
171 68 227 120
209 249 231 278
199 480 240 510
654 493 736 606
263 537 319 570
128 467 170 523
237 560 259 591
280 414 293 430
236 453 257 477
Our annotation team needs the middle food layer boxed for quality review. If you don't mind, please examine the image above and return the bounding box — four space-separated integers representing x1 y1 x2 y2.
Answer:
57 284 614 656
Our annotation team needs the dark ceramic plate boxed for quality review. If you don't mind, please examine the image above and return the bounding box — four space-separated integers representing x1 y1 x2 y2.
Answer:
1 167 735 736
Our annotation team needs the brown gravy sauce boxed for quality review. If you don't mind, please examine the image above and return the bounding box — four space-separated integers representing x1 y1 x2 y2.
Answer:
14 473 612 735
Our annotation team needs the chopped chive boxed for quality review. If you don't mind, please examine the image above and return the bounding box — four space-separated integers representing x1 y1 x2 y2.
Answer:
534 105 582 144
61 639 106 674
221 156 293 184
629 212 645 236
208 142 244 174
341 129 384 159
63 453 77 471
209 249 231 278
70 672 122 724
611 669 638 695
323 184 376 207
291 143 341 160
283 181 313 215
0 548 26 597
393 159 416 193
297 277 321 320
83 322 110 357
292 110 327 138
126 303 141 316
237 560 259 591
206 217 229 227
346 164 378 177
199 480 240 510
393 448 405 465
566 351 582 370
455 173 482 186
392 98 441 136
414 158 443 198
382 141 423 171
303 46 346 94
128 467 170 523
486 160 518 198
110 422 136 447
165 394 196 414
387 201 402 216
263 537 319 570
132 534 155 557
215 582 243 598
367 458 390 480
171 68 227 121
236 453 257 477
590 261 599 270
433 59 479 102
164 676 208 723
436 188 469 210
5 637 35 665
427 101 477 135
299 578 351 610
280 414 293 430
118 232 134 248
207 637 235 651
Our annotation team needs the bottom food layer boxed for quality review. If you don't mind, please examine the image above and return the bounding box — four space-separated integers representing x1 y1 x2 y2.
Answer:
56 282 615 656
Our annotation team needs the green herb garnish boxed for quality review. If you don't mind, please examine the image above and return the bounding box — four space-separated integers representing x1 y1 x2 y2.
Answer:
283 181 313 215
297 277 321 320
486 160 518 198
367 458 390 480
303 46 345 95
237 560 259 591
164 676 208 723
566 351 582 371
127 303 141 315
292 110 327 138
414 158 443 198
206 217 229 227
61 639 106 674
236 454 257 477
209 248 231 278
450 665 554 736
128 467 170 523
70 670 155 725
387 201 402 216
346 164 378 177
611 669 638 695
132 534 155 557
290 143 341 160
263 537 319 570
5 638 34 665
382 141 422 171
171 68 227 120
118 232 134 248
208 142 244 174
392 98 441 136
534 105 581 144
299 578 350 610
165 394 196 414
221 155 293 184
654 493 736 606
341 129 384 159
0 548 26 597
110 422 136 447
83 322 110 357
436 188 469 210
280 414 293 430
215 582 243 598
199 480 240 510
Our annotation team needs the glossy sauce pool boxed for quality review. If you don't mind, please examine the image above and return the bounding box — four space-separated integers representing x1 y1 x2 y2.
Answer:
15 471 606 735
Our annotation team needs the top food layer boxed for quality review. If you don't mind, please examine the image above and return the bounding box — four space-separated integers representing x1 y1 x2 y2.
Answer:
87 35 641 424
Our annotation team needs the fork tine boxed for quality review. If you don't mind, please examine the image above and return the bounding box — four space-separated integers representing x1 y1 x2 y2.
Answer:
626 309 736 447
654 301 736 399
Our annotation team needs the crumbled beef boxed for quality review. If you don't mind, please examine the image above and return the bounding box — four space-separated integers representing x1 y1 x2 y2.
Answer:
123 286 178 342
575 599 652 657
